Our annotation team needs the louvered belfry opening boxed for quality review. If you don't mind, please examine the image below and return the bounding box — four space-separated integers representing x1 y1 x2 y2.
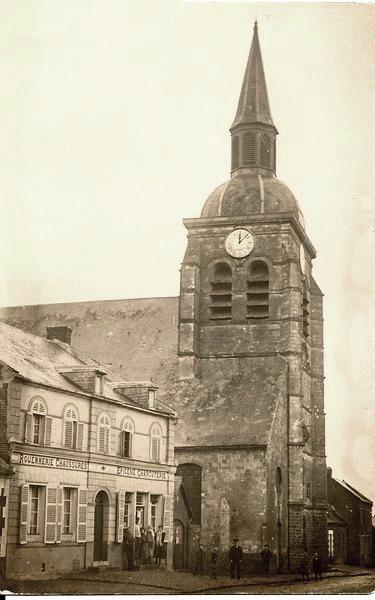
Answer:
210 262 232 320
232 135 239 170
259 133 271 168
243 131 256 166
302 282 310 340
247 261 270 319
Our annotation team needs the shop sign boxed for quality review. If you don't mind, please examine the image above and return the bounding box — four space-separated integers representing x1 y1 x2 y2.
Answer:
117 465 167 480
13 453 88 471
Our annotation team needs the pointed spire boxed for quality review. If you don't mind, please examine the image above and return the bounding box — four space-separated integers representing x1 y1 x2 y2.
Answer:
231 21 275 130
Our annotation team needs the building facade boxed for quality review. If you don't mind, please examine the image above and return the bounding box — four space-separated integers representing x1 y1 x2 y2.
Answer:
0 23 328 573
327 468 373 567
0 323 176 579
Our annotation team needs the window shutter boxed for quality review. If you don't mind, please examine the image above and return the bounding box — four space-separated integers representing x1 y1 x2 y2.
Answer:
77 488 87 542
98 426 105 453
76 422 84 450
119 430 125 456
116 490 125 543
25 413 33 443
105 427 110 454
56 487 63 543
19 484 29 544
162 495 172 542
64 420 73 448
44 416 52 446
151 437 158 462
129 432 132 458
45 487 57 543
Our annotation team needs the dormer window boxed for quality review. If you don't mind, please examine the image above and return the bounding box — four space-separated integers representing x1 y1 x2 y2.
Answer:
95 375 104 396
148 389 155 409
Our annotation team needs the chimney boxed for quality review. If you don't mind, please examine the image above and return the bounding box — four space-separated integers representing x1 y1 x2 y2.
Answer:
46 326 72 345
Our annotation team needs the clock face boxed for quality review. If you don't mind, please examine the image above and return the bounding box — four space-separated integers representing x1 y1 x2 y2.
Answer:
300 244 306 274
225 228 254 258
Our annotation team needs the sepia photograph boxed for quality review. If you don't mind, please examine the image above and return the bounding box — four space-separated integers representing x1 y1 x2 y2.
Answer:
0 0 374 595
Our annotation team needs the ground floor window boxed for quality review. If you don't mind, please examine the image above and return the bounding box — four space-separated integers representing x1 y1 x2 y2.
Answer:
150 495 159 531
136 493 145 528
62 487 78 537
124 492 133 529
328 529 334 558
29 486 40 535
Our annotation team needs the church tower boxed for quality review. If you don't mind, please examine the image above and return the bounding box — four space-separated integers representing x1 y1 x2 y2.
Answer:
175 22 327 570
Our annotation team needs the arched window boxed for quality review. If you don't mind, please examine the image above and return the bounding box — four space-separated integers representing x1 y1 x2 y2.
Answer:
97 413 111 454
120 417 134 458
63 404 83 450
302 281 310 340
150 423 162 462
231 136 239 170
243 131 256 166
247 261 269 319
259 133 271 168
210 262 232 320
25 397 52 446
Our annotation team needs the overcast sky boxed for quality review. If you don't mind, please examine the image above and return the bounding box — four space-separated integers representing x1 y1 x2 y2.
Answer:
0 1 374 504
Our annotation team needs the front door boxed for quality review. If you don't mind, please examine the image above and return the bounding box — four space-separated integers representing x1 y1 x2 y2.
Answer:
173 520 184 570
94 491 108 562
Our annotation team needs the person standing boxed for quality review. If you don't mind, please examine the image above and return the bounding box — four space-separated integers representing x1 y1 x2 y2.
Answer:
300 552 310 582
211 547 218 579
229 538 243 580
154 524 166 567
312 552 323 580
260 544 273 574
146 525 155 564
123 527 135 571
134 517 141 564
140 527 148 564
194 544 204 576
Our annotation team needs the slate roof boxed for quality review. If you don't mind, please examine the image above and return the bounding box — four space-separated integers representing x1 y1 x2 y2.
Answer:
0 320 174 415
231 22 275 130
0 298 285 446
333 478 373 505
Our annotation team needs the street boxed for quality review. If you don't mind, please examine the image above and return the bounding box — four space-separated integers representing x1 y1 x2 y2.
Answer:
1 567 375 595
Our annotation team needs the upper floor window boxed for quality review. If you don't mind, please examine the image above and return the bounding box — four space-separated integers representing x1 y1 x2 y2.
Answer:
231 135 239 170
63 405 83 450
25 397 52 446
210 262 232 321
150 423 162 462
243 131 256 166
120 417 134 458
259 133 271 168
247 261 270 319
97 413 111 454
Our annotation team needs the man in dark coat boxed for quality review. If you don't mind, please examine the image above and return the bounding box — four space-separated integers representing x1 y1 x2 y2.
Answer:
154 525 166 567
300 552 310 581
260 544 273 574
229 538 243 580
123 527 135 571
312 553 323 580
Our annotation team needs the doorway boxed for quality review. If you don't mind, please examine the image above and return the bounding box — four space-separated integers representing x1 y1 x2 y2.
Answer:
94 490 109 562
173 520 185 570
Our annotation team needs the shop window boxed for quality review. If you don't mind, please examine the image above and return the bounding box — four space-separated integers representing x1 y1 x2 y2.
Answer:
63 405 83 450
150 494 160 531
124 492 133 530
243 131 256 166
97 413 111 454
29 485 40 535
25 397 52 446
136 493 146 528
150 424 162 462
247 261 270 319
210 262 232 321
120 417 134 458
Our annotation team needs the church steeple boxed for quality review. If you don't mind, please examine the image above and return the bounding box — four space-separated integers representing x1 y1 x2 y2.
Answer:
230 22 278 177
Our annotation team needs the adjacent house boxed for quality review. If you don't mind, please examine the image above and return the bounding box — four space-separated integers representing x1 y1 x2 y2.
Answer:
0 322 176 579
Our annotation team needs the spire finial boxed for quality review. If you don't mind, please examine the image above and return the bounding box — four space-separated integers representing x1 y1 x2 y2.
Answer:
254 20 258 31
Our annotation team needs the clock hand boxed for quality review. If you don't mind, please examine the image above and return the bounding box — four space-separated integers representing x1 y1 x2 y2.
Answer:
238 232 242 244
241 232 250 242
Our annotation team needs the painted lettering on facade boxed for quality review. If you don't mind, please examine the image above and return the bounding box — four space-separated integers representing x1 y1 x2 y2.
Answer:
117 466 167 480
15 454 88 471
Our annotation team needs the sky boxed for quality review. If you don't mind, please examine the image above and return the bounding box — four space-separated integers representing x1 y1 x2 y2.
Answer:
0 1 374 504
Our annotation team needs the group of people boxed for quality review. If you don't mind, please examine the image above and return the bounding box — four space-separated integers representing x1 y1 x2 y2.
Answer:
194 541 324 582
123 518 166 570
